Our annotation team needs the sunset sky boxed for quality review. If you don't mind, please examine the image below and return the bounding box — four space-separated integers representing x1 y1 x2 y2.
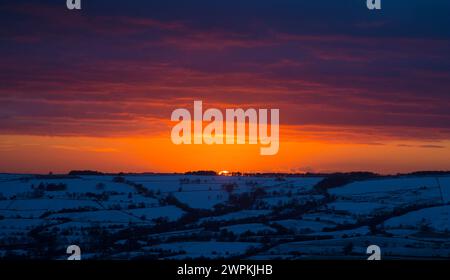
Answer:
1 0 450 174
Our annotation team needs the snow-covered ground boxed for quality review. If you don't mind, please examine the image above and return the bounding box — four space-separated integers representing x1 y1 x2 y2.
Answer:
326 201 394 216
270 219 332 233
265 236 450 259
199 210 272 223
221 223 276 235
148 241 261 259
0 174 449 260
329 177 448 206
383 205 450 232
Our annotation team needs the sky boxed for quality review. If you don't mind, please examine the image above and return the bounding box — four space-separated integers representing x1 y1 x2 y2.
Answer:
0 0 450 174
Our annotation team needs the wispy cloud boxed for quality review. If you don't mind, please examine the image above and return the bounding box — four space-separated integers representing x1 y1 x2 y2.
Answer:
51 145 119 153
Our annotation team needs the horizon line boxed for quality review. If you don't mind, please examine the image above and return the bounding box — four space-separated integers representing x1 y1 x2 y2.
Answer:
1 170 450 177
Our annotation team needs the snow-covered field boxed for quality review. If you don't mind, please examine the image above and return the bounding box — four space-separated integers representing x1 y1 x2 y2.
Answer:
148 241 261 259
0 173 449 260
384 205 450 232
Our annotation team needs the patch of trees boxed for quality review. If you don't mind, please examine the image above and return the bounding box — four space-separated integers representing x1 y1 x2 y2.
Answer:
343 242 354 255
40 206 99 218
162 194 199 214
222 183 238 194
179 178 208 184
127 202 146 209
243 172 327 177
27 226 60 259
85 226 114 254
270 222 295 235
68 170 104 176
33 174 74 180
112 177 156 198
405 171 450 176
32 182 67 192
184 170 217 176
131 182 154 197
113 176 126 183
228 187 266 209
201 215 269 230
85 191 110 201
270 200 324 220
96 183 105 190
313 172 379 193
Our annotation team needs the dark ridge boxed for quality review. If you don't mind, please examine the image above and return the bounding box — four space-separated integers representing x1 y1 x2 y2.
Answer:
313 172 380 193
68 170 104 176
241 172 329 177
184 170 218 176
401 171 450 176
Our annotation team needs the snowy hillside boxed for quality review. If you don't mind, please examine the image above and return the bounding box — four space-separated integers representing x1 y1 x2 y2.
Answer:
0 173 449 259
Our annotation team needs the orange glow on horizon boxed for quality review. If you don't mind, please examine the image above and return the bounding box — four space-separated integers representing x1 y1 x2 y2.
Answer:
0 131 449 175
